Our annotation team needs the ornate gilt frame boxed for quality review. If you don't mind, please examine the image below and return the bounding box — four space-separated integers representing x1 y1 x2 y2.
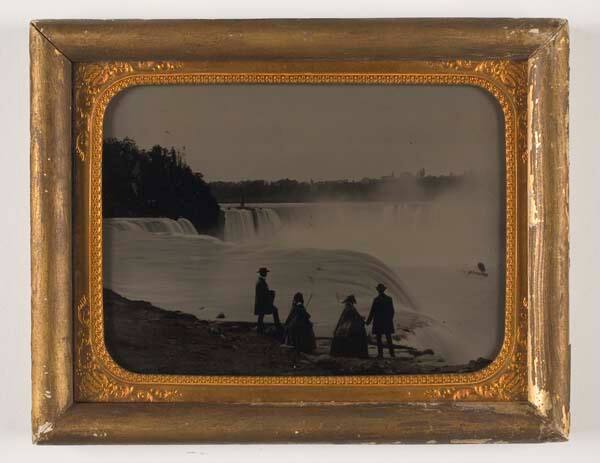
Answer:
31 19 570 443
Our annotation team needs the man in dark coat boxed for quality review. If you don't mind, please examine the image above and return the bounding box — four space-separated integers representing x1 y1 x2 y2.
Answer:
366 283 396 358
254 267 281 333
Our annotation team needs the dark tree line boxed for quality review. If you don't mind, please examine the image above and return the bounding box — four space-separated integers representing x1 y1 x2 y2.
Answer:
210 179 313 204
210 173 465 204
102 138 222 235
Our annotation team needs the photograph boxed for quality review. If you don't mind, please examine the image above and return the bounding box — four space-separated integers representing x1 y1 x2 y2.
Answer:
20 13 576 449
102 83 506 376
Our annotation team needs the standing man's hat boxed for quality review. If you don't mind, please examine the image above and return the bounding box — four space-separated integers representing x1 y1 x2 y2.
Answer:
376 283 387 291
257 267 270 274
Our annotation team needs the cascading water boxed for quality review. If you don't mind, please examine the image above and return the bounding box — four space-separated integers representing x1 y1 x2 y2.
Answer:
223 207 283 242
176 217 199 235
103 201 502 364
222 203 428 243
255 208 283 239
104 217 198 236
105 219 146 233
223 208 256 242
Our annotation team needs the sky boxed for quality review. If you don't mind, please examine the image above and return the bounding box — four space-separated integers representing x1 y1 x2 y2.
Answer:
104 84 503 183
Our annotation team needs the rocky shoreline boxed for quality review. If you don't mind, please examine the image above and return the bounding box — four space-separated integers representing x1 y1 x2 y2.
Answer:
103 288 491 376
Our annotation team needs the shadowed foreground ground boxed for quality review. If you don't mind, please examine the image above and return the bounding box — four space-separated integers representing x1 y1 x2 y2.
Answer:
103 288 490 376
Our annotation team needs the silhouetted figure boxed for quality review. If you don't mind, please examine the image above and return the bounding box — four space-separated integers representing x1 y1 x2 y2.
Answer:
284 292 316 353
330 295 369 358
367 283 396 359
254 267 281 334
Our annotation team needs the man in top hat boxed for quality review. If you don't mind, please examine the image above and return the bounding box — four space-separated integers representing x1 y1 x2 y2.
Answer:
254 267 281 334
366 283 396 358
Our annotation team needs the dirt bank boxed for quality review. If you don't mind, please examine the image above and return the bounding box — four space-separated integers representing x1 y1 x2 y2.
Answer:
104 288 490 376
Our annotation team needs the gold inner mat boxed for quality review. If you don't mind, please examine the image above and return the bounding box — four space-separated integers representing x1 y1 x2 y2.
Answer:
73 60 527 402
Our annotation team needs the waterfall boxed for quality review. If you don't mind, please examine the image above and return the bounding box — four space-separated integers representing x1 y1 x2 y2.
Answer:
105 219 146 233
176 217 199 235
221 202 429 248
103 202 495 363
104 217 198 236
255 208 283 239
223 207 283 242
223 208 257 242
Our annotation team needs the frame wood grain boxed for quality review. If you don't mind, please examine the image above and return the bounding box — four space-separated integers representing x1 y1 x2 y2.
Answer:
30 18 570 444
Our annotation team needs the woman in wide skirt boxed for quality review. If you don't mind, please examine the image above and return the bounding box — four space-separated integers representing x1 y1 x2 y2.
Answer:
330 295 369 358
284 292 316 354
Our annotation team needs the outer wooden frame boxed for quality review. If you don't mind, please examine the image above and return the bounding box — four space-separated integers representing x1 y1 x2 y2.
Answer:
30 19 569 444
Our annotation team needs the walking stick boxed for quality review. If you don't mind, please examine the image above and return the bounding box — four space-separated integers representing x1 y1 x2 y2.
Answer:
305 292 314 308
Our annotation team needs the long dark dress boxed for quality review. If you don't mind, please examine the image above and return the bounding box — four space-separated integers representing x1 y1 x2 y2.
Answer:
330 304 369 358
284 303 316 353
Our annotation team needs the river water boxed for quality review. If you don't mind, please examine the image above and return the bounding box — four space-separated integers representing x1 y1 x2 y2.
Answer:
104 201 503 364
